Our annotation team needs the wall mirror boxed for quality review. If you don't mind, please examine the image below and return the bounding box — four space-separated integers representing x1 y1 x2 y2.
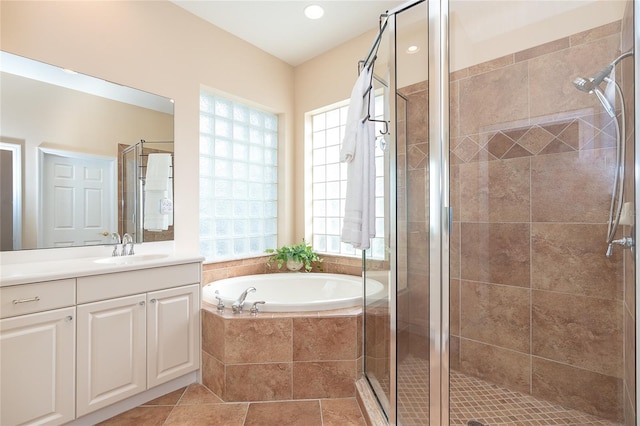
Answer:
0 51 174 251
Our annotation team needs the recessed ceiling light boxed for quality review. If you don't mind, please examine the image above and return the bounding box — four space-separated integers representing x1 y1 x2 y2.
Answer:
406 45 420 54
304 4 324 20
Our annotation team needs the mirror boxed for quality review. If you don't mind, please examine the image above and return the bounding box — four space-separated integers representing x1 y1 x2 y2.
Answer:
0 51 174 251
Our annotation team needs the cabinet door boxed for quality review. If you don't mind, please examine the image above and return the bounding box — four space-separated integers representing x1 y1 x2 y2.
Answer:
147 284 199 388
0 307 75 426
76 294 146 417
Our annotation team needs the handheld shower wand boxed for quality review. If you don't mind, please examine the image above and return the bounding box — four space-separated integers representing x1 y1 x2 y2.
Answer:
572 50 634 257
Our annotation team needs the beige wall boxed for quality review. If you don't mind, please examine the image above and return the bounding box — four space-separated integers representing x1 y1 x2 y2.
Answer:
1 0 295 254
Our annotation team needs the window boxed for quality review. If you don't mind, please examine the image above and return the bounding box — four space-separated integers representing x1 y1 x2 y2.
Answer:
199 91 278 262
309 95 386 259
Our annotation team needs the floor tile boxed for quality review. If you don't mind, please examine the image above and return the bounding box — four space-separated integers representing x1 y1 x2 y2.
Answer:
164 403 248 426
244 400 322 426
97 406 174 426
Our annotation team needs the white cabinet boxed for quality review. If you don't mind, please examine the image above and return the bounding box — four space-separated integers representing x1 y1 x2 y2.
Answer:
0 307 76 426
1 259 202 423
147 284 199 388
76 294 147 417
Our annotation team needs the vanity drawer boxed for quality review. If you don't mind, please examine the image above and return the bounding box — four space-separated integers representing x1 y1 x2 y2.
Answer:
77 262 201 304
0 279 76 319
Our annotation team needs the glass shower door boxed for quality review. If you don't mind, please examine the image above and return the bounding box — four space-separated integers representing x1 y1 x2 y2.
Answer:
448 1 636 424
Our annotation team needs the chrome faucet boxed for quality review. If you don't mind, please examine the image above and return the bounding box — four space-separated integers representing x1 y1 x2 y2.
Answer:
110 232 121 256
121 233 135 256
231 287 256 313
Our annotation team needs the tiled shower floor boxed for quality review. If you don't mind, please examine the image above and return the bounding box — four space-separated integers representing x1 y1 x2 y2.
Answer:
393 355 622 426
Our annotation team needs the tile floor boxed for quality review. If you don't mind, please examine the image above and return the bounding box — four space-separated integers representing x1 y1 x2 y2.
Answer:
396 354 623 426
98 383 367 426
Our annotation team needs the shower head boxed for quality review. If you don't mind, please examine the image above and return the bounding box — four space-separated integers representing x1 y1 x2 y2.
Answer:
572 76 616 118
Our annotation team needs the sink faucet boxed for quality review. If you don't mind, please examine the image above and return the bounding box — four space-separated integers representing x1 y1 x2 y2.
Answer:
121 233 135 256
110 232 121 256
231 287 256 313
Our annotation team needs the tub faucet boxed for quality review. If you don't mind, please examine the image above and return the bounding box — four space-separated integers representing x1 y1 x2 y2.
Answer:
121 233 135 256
231 287 256 313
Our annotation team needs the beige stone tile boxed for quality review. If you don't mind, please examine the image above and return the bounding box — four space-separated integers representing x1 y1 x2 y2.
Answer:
529 34 620 118
515 37 570 62
142 387 186 406
450 335 460 371
178 383 224 405
293 361 356 399
624 306 636 407
532 357 623 422
460 280 530 352
532 290 623 377
97 406 174 425
202 309 225 360
321 398 367 426
460 338 531 394
244 400 322 426
225 363 292 402
531 148 616 223
531 223 623 300
468 53 514 77
201 351 224 398
459 156 530 223
570 20 621 46
459 61 529 136
406 90 428 145
293 316 357 361
164 403 248 426
450 221 460 279
449 279 460 335
225 317 292 363
460 222 530 288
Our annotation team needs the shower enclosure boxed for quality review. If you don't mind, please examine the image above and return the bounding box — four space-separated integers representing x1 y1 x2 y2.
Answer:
119 140 174 243
362 0 638 425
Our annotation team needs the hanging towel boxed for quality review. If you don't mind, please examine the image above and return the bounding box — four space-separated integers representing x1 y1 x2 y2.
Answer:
340 67 376 249
144 153 173 231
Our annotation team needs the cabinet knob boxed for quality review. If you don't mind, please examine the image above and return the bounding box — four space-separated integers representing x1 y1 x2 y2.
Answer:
65 315 73 322
150 299 157 304
139 301 145 306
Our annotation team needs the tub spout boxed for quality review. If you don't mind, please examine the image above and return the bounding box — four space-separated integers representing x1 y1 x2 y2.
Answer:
231 287 256 313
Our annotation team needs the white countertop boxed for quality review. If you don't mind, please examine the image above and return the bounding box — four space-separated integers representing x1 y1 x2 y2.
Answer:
0 243 203 287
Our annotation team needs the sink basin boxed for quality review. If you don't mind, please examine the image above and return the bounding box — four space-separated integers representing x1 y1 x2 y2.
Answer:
93 254 170 265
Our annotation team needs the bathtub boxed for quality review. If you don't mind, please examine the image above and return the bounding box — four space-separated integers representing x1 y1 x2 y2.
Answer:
202 273 384 312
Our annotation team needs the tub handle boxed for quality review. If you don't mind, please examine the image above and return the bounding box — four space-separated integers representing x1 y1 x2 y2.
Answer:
214 290 225 312
250 301 266 315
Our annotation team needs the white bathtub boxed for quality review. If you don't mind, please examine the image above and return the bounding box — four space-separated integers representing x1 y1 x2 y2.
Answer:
202 273 384 312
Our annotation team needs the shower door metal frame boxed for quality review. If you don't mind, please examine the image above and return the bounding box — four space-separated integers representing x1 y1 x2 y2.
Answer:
428 0 450 424
635 0 640 418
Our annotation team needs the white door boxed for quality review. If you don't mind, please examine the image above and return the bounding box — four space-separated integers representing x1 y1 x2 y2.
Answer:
0 307 75 426
41 151 115 248
147 284 199 388
76 294 146 417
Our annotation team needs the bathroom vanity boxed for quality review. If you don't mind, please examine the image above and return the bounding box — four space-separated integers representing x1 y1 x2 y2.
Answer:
0 250 202 426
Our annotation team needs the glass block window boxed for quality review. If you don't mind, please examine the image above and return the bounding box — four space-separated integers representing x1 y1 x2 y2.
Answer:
310 94 386 260
199 91 278 262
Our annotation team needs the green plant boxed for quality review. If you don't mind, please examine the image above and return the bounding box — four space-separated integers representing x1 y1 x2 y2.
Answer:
265 239 323 272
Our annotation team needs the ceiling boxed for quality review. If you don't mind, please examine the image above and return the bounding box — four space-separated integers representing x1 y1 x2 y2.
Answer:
170 1 406 66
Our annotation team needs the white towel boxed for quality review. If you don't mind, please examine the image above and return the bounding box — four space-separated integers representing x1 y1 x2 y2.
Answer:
340 67 376 249
144 153 173 231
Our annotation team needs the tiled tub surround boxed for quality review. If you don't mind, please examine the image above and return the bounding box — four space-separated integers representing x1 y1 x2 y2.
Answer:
201 303 363 403
447 19 631 423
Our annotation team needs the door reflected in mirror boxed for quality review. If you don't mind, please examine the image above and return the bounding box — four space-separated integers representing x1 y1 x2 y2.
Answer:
0 51 174 251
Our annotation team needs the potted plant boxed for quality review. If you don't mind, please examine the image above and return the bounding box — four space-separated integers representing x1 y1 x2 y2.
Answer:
265 239 323 272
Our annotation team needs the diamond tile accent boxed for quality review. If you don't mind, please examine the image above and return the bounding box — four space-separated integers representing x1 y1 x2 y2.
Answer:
517 126 555 154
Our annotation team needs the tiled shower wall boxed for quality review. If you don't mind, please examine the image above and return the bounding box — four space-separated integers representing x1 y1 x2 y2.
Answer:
446 20 629 423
